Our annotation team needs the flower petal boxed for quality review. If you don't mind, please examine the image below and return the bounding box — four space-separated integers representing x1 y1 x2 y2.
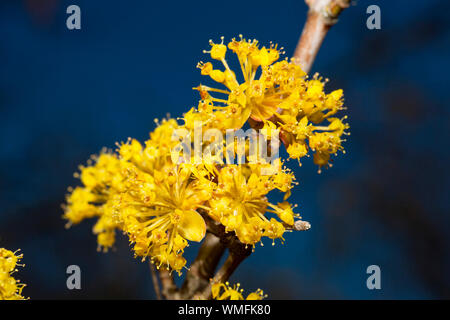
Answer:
178 210 206 242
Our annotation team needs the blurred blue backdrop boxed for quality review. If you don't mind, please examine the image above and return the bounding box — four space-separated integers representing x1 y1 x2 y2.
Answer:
0 0 449 299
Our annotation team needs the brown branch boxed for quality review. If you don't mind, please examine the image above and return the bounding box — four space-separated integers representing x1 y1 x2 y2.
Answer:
187 212 253 300
149 261 162 300
179 232 226 299
197 244 252 300
159 268 178 299
293 0 351 73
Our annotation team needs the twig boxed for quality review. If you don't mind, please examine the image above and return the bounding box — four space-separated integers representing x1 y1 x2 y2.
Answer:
191 212 252 299
149 261 162 300
284 220 312 231
179 232 226 299
293 0 351 73
198 244 252 300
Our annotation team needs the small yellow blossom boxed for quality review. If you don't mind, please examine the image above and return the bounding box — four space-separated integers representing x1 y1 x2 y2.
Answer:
211 281 266 300
118 164 209 273
64 152 126 251
208 164 300 246
0 248 27 300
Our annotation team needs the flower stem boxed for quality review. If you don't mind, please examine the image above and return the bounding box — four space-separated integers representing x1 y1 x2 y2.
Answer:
293 0 351 73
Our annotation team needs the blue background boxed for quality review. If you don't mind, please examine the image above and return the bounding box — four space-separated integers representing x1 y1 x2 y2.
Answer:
0 0 449 299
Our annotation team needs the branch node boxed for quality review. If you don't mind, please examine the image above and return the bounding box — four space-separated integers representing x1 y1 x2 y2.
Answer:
294 220 311 231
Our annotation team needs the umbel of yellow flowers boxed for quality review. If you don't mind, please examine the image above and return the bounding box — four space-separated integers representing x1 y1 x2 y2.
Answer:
63 36 349 277
0 248 27 300
211 281 266 300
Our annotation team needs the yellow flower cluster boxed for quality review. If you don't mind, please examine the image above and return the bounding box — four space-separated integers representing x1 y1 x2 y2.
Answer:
64 152 126 251
195 35 349 171
209 164 297 245
0 248 26 300
63 36 348 276
211 281 266 300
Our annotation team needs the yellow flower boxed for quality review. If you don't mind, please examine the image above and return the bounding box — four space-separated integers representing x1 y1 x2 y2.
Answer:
63 186 100 225
208 164 300 246
0 248 27 300
63 118 212 273
118 164 209 273
64 152 127 251
195 36 288 128
211 281 266 300
118 118 182 174
195 36 349 170
63 36 350 279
